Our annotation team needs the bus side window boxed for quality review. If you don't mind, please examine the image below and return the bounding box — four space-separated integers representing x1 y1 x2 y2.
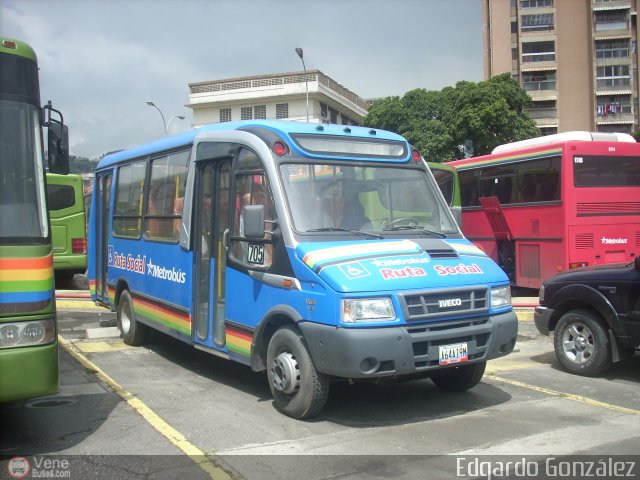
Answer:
144 150 189 242
230 148 275 268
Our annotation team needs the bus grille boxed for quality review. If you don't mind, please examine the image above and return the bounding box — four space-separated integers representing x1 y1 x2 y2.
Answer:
401 287 488 321
575 233 594 249
577 202 640 216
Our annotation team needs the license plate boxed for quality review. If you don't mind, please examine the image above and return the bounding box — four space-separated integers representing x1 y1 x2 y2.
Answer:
438 342 468 365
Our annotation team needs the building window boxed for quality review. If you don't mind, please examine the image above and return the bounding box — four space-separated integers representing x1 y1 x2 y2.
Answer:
520 0 552 7
521 14 554 32
275 103 288 119
220 108 232 122
511 21 518 34
594 10 628 31
597 124 632 134
522 41 555 62
522 71 556 91
329 107 338 124
596 95 632 116
596 65 630 87
595 39 629 59
241 106 252 120
525 100 557 119
254 105 266 119
320 103 328 122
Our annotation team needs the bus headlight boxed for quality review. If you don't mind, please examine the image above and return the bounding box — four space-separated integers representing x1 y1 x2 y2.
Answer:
341 298 396 323
0 319 56 349
491 286 512 309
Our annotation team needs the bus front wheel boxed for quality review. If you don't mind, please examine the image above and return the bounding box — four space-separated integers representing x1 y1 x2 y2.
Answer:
266 325 329 419
117 290 146 346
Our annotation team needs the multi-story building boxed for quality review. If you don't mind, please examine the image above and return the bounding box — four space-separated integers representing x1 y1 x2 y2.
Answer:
187 70 369 128
483 0 639 135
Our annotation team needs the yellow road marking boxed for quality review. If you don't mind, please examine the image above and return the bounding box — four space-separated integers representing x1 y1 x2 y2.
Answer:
58 335 233 480
56 300 104 311
487 374 640 416
485 359 537 373
75 339 134 353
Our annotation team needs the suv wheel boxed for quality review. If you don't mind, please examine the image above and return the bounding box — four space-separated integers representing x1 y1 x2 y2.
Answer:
554 309 611 376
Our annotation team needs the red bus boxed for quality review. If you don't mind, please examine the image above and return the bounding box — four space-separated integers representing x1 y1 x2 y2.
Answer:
446 131 640 289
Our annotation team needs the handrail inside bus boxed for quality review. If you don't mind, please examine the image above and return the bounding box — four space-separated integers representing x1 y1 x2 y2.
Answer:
492 131 636 154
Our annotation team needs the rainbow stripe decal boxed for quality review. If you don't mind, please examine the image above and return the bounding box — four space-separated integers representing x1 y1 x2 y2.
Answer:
132 294 191 336
302 240 422 273
226 323 253 363
0 254 54 314
88 279 96 296
454 147 563 170
445 241 488 257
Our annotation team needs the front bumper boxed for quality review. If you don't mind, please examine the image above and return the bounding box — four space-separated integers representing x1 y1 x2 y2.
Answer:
298 311 518 379
534 305 555 336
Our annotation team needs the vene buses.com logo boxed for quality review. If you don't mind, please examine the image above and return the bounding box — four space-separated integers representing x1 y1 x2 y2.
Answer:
7 457 30 479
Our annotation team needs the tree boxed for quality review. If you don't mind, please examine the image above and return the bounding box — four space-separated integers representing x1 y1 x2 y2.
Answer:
363 73 539 162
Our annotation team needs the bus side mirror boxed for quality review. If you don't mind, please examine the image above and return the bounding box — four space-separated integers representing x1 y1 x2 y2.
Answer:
48 122 69 174
44 101 70 174
243 205 265 238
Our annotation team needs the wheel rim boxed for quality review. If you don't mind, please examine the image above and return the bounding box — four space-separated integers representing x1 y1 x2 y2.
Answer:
270 351 300 395
562 322 595 365
121 302 132 334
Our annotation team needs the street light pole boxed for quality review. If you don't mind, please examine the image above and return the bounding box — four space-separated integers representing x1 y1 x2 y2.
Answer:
146 101 167 133
295 47 309 122
167 115 186 133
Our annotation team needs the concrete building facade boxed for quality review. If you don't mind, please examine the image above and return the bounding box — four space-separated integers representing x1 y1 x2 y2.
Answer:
187 70 369 128
484 0 639 135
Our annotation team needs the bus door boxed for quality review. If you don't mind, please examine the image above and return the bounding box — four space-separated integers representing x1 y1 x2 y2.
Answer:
193 159 231 348
94 173 111 302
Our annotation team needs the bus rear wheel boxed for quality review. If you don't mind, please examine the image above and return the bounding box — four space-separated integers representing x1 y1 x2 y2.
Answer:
431 361 486 392
266 325 329 419
117 289 146 346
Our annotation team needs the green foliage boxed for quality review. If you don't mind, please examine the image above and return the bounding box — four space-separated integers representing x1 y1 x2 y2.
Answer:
364 73 540 162
69 155 99 174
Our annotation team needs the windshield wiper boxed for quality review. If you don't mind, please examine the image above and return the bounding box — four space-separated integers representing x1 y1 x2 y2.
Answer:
305 227 382 239
382 225 447 238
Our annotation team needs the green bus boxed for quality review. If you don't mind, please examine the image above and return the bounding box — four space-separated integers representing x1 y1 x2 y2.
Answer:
428 161 461 225
0 37 69 402
47 173 87 279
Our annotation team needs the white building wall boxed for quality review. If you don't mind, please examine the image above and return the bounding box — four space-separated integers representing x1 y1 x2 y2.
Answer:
188 70 368 128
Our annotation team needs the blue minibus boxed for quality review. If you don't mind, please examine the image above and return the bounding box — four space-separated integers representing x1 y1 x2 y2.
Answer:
88 120 517 419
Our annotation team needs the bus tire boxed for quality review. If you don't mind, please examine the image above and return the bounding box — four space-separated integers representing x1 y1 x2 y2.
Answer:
553 309 610 376
431 361 486 392
117 289 146 346
266 325 329 419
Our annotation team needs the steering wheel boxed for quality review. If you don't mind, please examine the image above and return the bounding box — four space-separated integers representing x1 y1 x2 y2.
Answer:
383 217 419 229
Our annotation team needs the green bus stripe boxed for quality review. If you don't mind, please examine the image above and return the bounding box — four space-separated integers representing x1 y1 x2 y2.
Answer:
0 278 54 293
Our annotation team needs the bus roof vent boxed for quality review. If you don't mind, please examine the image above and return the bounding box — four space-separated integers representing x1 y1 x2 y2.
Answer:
492 131 636 154
426 247 459 259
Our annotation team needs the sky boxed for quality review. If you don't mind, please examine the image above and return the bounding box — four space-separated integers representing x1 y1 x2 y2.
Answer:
2 0 483 159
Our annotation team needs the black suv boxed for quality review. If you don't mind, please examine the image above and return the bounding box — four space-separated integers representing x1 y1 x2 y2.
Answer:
535 257 640 376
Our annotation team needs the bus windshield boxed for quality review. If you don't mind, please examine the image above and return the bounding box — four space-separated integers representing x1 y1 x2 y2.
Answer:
0 99 48 239
280 163 458 235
